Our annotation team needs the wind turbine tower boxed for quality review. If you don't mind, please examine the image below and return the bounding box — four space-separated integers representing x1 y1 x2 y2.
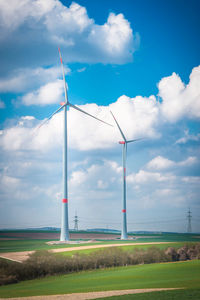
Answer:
39 49 112 241
187 208 192 233
110 111 142 240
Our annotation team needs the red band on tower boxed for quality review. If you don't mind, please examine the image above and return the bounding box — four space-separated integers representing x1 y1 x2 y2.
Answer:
62 198 68 203
122 209 126 213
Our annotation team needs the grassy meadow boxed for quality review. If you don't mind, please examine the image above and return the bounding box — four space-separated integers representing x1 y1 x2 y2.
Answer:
0 230 200 299
0 230 200 253
0 260 199 298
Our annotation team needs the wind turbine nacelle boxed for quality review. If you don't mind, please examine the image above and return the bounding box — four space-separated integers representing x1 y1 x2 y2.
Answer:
119 141 125 144
60 102 65 106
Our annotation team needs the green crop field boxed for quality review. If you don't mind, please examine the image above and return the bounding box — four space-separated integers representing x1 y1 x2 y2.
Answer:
0 259 199 298
0 230 199 253
0 239 104 253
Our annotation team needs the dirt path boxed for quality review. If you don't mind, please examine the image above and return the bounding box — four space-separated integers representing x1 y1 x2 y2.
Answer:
50 242 174 253
0 288 182 299
0 242 174 263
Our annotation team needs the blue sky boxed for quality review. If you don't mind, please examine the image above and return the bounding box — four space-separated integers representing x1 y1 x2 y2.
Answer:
0 0 199 232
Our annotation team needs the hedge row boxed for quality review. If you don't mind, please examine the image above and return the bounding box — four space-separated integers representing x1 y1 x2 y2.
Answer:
0 243 200 285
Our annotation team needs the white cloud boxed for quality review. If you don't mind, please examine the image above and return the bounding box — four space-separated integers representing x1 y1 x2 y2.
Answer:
97 180 108 189
107 161 122 174
0 91 173 153
1 174 20 187
1 121 32 151
88 12 135 62
21 80 63 106
68 160 121 198
0 114 62 152
77 67 86 73
0 0 137 74
69 170 86 187
109 94 160 139
0 65 199 155
175 130 200 144
159 65 200 122
146 156 175 170
182 176 200 184
67 93 160 150
127 170 175 184
146 155 197 170
179 156 197 166
0 99 5 108
155 188 173 196
1 65 200 153
0 66 70 93
18 116 36 126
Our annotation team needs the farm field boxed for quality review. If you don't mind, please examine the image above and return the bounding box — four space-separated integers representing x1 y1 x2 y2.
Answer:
0 230 199 299
0 230 200 253
0 260 199 298
0 230 200 263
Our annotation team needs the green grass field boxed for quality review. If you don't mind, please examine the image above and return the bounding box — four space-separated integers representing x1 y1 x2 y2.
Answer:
0 259 199 298
0 231 200 253
0 239 104 253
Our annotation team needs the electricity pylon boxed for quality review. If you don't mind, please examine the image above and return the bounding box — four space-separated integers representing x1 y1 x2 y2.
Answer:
74 211 79 231
187 208 192 233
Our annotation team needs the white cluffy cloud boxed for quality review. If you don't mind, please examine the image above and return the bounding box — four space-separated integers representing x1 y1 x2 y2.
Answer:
21 80 63 106
159 65 200 122
0 0 137 73
146 155 197 170
0 66 70 93
127 170 175 184
0 93 159 152
69 160 121 191
175 130 200 144
0 65 200 152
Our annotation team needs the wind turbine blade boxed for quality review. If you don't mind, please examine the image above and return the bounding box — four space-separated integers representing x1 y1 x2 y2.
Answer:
69 102 113 127
37 103 66 129
58 48 68 103
126 138 144 143
110 111 126 142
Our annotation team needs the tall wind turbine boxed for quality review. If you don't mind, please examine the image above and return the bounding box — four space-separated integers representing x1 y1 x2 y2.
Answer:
40 49 112 241
110 111 141 240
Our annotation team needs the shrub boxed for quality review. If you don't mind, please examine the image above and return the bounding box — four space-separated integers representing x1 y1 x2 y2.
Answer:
177 246 189 261
1 243 200 285
165 247 178 261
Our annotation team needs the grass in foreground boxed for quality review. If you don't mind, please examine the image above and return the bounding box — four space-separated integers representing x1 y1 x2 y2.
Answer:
102 288 200 300
0 260 199 298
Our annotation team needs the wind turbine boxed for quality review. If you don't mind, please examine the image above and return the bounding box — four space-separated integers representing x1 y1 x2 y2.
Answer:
110 111 142 240
39 48 112 241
